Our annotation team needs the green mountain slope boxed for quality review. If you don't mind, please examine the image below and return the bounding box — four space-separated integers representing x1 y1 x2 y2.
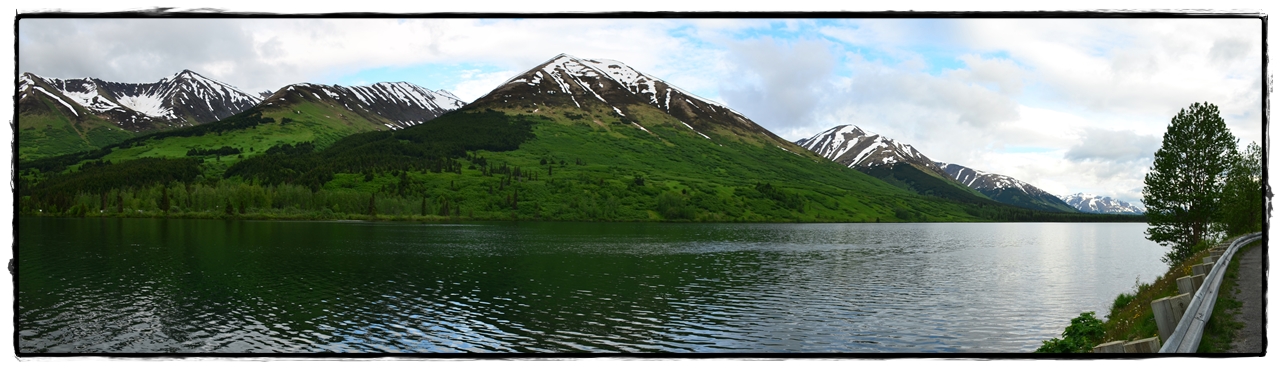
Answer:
209 105 979 222
859 163 995 205
17 83 426 178
16 71 267 160
17 85 135 160
95 89 395 166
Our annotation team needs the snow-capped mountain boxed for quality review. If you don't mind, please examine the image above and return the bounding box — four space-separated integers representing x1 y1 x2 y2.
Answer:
795 124 949 177
259 82 465 130
19 70 262 132
796 124 1078 212
470 53 794 148
937 162 1077 213
1058 193 1146 214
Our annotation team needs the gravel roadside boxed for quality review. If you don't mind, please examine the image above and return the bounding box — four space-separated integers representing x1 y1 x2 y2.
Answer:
1226 242 1264 353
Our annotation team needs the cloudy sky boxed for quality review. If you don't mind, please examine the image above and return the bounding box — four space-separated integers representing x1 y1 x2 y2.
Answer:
14 14 1265 205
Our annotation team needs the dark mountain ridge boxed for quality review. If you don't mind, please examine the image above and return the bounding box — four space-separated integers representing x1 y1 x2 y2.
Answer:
936 162 1077 212
796 124 991 203
20 70 262 131
797 124 1077 212
260 82 465 130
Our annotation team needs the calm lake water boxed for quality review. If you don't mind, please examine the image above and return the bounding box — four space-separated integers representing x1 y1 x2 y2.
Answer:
18 217 1168 353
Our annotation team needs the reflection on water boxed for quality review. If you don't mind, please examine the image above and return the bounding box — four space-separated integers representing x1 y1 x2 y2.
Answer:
18 218 1167 353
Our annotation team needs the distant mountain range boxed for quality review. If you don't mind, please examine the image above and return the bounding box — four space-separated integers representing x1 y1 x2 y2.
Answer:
261 82 464 130
16 71 463 160
796 124 1077 212
1058 193 1146 214
936 162 1077 213
796 124 949 177
20 70 262 131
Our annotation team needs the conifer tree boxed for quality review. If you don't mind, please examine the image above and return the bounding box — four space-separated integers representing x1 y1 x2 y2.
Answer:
1142 102 1238 265
1219 141 1265 236
160 185 171 212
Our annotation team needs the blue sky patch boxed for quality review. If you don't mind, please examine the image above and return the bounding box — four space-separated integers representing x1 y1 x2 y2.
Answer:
324 63 508 92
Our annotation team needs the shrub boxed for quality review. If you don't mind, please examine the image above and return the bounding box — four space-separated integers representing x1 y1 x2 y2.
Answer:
1108 292 1136 319
1036 311 1105 353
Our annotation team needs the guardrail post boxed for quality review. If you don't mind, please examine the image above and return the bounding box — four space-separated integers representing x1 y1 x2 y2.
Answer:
1153 297 1177 342
1177 274 1205 295
1171 293 1191 317
1152 293 1193 342
1123 336 1161 353
1203 256 1219 264
1191 263 1213 277
1093 341 1127 353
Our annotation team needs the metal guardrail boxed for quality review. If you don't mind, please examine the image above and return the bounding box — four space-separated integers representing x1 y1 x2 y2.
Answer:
1159 231 1264 353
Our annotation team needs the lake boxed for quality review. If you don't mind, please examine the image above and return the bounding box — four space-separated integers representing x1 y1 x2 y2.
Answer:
17 217 1168 353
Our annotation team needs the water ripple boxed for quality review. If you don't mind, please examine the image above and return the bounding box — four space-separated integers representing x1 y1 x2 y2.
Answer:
19 219 1170 353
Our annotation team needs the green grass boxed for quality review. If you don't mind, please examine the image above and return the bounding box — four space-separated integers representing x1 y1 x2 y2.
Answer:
98 99 390 165
17 107 134 161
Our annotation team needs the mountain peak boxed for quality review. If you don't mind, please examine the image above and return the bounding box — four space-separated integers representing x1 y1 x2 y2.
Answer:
266 80 465 129
796 124 932 169
21 70 262 131
471 54 790 147
1058 193 1145 214
935 161 1078 212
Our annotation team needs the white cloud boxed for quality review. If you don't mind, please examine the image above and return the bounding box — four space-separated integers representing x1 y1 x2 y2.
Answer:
1065 128 1161 163
795 51 1021 145
954 19 1262 127
949 54 1027 94
451 69 521 103
718 37 837 135
19 18 730 95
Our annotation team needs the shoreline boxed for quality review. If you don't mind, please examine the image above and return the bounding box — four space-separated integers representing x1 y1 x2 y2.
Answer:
16 211 1147 224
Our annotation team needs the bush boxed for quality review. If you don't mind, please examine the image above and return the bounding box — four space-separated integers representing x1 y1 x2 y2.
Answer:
1109 292 1136 319
656 191 692 220
1036 311 1105 353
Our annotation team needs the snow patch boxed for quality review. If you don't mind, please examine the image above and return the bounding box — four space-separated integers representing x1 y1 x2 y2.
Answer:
63 89 122 113
851 140 888 166
34 87 77 116
631 122 652 134
776 145 802 156
116 94 173 119
679 121 710 139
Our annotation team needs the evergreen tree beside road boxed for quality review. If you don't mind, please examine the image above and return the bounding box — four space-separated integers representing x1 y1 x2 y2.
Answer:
1142 102 1240 265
